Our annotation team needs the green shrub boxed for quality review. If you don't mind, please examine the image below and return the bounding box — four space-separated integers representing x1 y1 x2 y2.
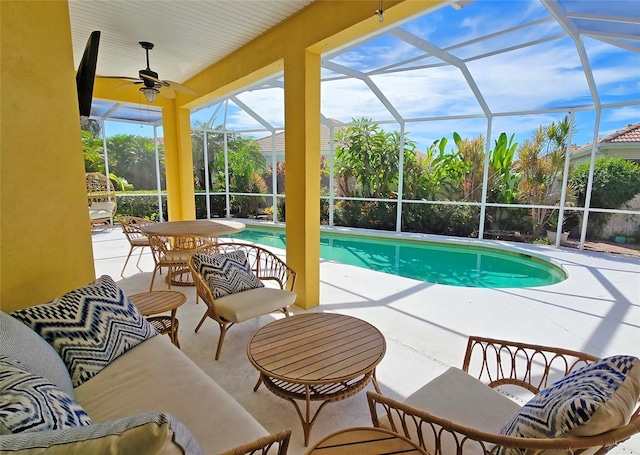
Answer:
115 194 166 221
570 157 640 239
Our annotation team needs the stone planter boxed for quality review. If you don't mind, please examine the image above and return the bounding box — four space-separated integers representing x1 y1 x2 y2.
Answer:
547 230 569 244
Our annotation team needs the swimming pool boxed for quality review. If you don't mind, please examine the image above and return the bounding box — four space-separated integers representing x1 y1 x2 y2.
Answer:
228 226 567 288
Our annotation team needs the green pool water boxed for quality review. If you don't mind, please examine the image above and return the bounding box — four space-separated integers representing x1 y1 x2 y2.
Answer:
228 227 566 288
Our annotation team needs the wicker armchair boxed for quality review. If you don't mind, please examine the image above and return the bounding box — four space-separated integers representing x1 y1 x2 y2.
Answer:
187 242 297 360
86 172 117 228
120 216 157 277
218 429 291 455
368 336 640 455
147 234 214 291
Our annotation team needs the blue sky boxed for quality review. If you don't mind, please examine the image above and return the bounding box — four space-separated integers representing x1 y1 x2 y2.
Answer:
105 0 639 151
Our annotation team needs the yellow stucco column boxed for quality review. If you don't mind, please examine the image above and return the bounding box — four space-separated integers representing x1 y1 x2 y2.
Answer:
284 49 321 309
162 104 196 221
1 0 95 312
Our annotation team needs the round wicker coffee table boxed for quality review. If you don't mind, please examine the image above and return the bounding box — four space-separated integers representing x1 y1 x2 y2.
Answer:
247 312 386 446
129 290 186 348
306 427 427 454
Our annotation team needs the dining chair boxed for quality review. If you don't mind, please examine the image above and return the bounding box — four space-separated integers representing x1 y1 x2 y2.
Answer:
147 234 214 291
187 242 297 360
120 216 157 277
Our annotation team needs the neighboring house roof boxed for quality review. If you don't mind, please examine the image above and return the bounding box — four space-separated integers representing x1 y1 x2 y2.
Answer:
255 118 346 153
571 122 640 163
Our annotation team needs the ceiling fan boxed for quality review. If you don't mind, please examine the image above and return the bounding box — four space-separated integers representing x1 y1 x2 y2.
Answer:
114 41 197 103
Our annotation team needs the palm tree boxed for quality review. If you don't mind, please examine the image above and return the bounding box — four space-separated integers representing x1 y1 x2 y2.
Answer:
516 116 575 237
454 133 485 202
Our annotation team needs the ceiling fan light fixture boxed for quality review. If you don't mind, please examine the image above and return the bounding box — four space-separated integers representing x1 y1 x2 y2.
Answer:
140 87 159 103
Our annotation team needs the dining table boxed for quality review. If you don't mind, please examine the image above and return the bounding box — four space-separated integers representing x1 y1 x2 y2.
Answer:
141 219 245 286
141 219 245 239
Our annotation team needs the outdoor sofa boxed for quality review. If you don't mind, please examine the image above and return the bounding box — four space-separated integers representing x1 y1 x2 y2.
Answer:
0 275 283 454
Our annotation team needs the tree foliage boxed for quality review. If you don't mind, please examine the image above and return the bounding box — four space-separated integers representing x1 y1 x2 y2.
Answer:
334 119 411 198
570 156 640 238
515 116 575 237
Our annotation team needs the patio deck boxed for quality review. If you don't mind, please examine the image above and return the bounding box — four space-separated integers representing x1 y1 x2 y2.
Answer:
92 226 640 455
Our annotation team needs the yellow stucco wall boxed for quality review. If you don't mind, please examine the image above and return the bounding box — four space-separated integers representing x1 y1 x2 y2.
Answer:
1 1 96 312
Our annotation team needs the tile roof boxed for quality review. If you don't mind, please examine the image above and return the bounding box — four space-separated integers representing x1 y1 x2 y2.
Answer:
571 121 640 154
599 122 640 144
255 118 346 152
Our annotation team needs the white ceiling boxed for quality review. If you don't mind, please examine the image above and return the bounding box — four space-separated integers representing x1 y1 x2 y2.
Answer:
68 0 315 84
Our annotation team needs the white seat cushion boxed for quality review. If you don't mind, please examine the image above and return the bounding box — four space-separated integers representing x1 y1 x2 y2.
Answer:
90 201 116 212
89 209 113 220
215 288 296 322
381 367 521 455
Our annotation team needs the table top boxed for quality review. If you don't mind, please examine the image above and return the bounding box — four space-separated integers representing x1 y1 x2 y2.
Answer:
128 291 187 316
306 427 427 454
141 219 245 237
247 313 386 385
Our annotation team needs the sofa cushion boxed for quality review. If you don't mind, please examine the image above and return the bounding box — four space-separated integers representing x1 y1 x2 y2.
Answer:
0 412 203 455
11 275 157 388
0 356 91 435
193 251 264 299
0 311 73 398
498 355 640 441
74 335 269 454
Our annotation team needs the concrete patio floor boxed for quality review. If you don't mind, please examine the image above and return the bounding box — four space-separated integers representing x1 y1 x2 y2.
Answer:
91 225 640 455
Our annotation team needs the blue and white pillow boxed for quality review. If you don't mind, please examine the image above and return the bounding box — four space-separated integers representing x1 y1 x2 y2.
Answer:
193 251 264 299
499 355 640 442
0 356 92 434
11 275 157 388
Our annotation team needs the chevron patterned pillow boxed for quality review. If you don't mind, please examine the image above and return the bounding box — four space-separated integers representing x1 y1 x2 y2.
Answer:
11 275 157 388
0 355 92 434
498 355 640 450
193 251 264 299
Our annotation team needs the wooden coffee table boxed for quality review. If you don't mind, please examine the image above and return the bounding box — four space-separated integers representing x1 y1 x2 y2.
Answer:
247 312 386 446
306 427 427 454
129 290 186 348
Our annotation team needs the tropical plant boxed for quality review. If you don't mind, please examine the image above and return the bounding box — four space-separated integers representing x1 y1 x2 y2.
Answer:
453 132 485 202
210 135 268 216
516 116 575 237
106 134 165 191
334 118 410 198
419 137 468 200
191 122 225 190
488 132 520 204
81 130 105 173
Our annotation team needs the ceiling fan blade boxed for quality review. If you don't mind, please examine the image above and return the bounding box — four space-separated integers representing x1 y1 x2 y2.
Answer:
158 86 176 99
139 72 168 87
101 75 140 81
164 80 198 96
140 72 196 95
114 80 143 90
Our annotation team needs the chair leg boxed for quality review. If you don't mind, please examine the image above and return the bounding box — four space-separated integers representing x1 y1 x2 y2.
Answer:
167 266 172 289
149 267 158 291
194 310 209 333
215 322 233 360
121 247 135 278
135 246 145 268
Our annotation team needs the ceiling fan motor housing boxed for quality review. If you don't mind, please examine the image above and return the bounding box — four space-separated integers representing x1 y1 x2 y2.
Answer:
139 68 160 88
